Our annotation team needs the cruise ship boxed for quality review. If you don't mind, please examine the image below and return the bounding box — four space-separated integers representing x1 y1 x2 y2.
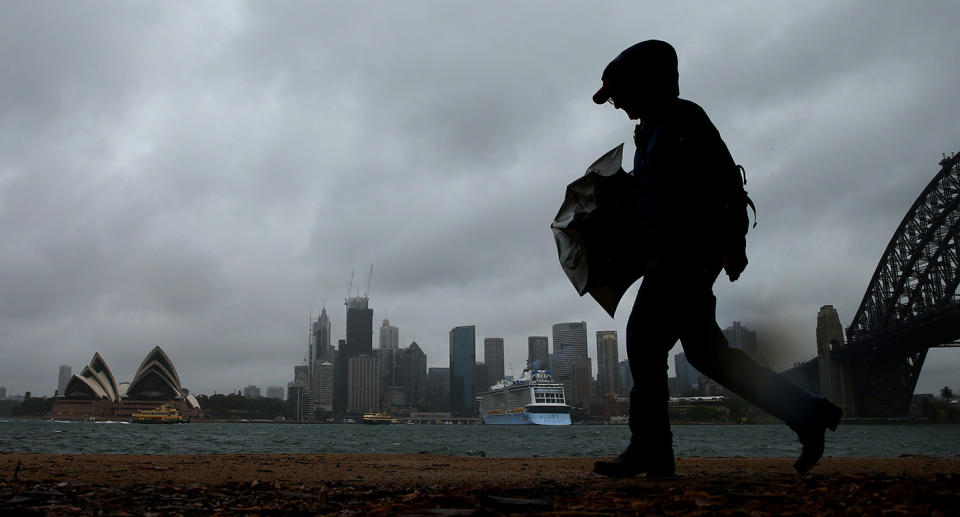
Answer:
477 369 571 425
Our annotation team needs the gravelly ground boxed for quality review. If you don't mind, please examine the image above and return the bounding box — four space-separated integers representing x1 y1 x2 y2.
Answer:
2 453 958 515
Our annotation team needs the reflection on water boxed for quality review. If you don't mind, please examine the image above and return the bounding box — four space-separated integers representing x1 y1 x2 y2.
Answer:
0 419 957 458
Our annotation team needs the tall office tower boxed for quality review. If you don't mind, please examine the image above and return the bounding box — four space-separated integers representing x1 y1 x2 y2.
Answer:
424 367 450 412
723 321 761 363
310 307 333 367
286 383 310 420
449 325 476 416
335 297 373 412
311 361 334 413
0 386 6 400
673 352 701 393
57 365 71 397
397 342 427 408
347 355 379 414
596 331 619 397
379 318 400 349
243 385 261 398
527 336 549 369
474 362 490 393
294 365 309 386
483 337 505 387
265 385 284 400
553 322 588 358
616 360 633 397
374 347 397 402
291 364 311 418
552 322 588 407
573 357 594 405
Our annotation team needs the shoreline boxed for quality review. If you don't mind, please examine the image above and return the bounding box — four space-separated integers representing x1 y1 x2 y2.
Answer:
3 453 959 514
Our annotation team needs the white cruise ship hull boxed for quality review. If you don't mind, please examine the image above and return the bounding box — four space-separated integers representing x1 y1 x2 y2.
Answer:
481 407 571 425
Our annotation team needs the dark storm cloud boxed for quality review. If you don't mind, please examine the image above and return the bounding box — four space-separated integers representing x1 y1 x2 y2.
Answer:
1 1 958 397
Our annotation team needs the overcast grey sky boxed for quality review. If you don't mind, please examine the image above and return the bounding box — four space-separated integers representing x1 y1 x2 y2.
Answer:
2 1 958 398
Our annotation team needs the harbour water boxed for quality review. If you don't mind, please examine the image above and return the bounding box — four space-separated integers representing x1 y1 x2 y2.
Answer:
2 419 958 458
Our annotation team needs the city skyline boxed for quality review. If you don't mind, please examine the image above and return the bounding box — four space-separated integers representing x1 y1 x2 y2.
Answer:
2 3 959 398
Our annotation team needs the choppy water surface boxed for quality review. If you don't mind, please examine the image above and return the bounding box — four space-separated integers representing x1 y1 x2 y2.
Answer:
1 419 957 457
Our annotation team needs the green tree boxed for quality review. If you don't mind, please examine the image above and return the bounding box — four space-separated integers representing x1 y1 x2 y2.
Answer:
940 386 953 400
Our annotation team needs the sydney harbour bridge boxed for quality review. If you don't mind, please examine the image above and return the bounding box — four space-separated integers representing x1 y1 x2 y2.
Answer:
784 150 960 418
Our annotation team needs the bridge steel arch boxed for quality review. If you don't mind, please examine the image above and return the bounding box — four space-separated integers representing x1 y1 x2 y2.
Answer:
840 151 960 416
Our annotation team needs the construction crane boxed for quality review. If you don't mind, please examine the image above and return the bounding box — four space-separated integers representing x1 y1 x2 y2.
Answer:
345 268 355 304
364 265 374 299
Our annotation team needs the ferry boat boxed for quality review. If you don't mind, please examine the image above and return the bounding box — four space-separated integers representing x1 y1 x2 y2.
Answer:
131 403 188 424
477 369 571 425
362 413 398 425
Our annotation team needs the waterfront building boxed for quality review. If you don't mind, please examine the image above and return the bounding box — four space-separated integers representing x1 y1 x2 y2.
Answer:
424 367 450 412
616 360 633 397
52 347 203 420
379 318 400 349
336 296 373 412
552 322 588 406
243 385 261 399
397 342 427 408
57 365 71 397
449 325 476 416
265 385 284 400
484 337 505 386
474 362 491 393
311 361 334 413
527 336 549 370
347 355 379 414
596 331 619 397
286 384 310 420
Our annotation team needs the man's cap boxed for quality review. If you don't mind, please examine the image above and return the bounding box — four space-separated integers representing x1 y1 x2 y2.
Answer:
592 39 679 104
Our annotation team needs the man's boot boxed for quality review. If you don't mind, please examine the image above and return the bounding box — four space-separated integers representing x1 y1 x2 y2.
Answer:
594 443 675 478
792 397 843 474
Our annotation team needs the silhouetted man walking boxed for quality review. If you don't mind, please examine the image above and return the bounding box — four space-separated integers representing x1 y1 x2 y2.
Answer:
590 40 842 477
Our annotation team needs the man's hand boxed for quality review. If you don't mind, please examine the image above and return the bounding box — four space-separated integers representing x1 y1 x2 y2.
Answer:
722 251 748 282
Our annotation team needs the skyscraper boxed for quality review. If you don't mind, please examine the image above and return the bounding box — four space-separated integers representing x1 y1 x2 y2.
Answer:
335 296 373 412
266 385 284 400
243 385 261 398
374 347 397 402
379 318 399 349
552 322 588 406
527 336 549 369
310 307 333 366
483 337 505 387
449 325 476 416
723 321 760 363
311 361 334 413
0 386 5 400
288 364 311 420
397 342 427 408
347 355 379 414
58 365 72 397
474 362 490 393
616 360 633 397
424 367 450 412
673 352 701 393
596 331 619 397
573 357 594 404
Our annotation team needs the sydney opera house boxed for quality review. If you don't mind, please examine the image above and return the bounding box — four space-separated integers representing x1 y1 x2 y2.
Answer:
52 346 203 420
